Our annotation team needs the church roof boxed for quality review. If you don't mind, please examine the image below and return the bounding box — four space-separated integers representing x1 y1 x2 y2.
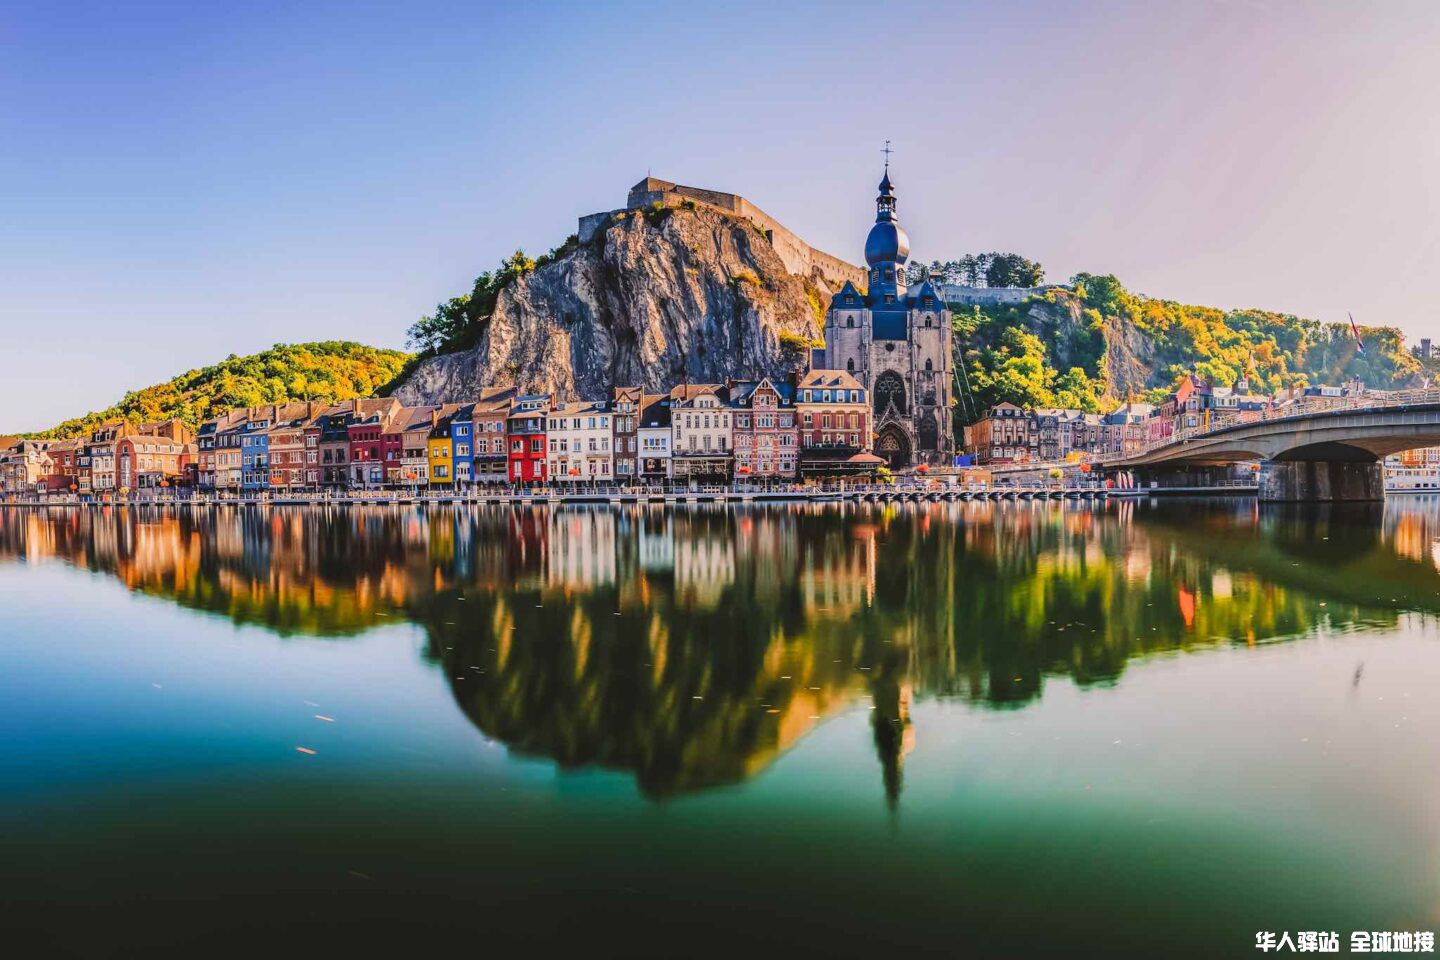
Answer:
865 220 910 267
907 277 942 306
829 280 864 309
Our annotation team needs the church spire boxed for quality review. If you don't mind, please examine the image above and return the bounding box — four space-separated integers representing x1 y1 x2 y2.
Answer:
864 143 910 297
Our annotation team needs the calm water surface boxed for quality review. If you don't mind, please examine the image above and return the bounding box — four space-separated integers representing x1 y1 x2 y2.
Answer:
3 499 1440 957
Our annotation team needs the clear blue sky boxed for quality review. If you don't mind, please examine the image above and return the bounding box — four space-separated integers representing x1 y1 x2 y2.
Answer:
4 0 1438 432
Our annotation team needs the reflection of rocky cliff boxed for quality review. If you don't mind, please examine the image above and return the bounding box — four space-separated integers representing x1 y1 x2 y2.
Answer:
1 501 1430 800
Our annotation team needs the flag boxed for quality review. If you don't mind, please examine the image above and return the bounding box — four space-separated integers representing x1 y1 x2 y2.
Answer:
1349 312 1366 356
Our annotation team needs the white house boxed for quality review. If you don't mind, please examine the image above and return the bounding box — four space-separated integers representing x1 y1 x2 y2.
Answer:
546 400 614 483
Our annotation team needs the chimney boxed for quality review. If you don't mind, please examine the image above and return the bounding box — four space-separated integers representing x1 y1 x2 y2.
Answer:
352 397 361 414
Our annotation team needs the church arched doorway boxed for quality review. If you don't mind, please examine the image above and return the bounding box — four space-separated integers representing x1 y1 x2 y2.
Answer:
875 424 911 469
917 414 938 452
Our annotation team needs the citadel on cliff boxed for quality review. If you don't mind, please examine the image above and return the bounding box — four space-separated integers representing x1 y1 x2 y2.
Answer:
582 168 956 468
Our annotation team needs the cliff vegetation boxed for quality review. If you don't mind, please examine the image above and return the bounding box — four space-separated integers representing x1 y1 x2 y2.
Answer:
952 271 1421 423
30 341 413 439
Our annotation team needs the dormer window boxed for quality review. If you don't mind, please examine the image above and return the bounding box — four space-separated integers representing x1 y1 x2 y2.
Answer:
845 295 855 305
923 297 933 308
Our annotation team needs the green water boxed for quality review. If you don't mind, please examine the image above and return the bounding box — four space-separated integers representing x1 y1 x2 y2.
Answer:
2 499 1438 958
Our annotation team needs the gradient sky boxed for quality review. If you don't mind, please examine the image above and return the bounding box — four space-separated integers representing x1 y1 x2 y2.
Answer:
4 0 1439 432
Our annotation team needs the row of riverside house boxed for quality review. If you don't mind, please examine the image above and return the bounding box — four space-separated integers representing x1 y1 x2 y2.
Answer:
190 370 878 495
0 369 880 499
0 420 196 498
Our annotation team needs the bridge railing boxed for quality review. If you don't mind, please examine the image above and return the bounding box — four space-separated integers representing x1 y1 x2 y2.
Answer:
991 389 1440 474
1114 389 1440 463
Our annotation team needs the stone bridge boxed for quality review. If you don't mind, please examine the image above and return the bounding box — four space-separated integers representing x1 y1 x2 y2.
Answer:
1105 400 1440 501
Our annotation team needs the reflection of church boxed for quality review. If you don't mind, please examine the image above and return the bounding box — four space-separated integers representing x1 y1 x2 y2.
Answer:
820 167 954 467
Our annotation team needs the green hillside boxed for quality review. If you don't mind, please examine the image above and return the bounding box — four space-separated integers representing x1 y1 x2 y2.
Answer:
29 341 413 439
951 270 1420 422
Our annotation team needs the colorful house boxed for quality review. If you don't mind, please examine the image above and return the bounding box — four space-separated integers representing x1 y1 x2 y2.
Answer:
427 409 455 486
507 395 549 484
795 369 881 476
729 377 798 480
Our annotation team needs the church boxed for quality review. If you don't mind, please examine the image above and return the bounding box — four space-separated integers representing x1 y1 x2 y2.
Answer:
819 168 954 468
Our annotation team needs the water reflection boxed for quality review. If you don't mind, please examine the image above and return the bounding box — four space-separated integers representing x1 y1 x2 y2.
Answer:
3 499 1437 799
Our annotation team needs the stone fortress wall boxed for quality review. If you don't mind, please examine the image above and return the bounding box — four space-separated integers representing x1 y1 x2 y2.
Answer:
579 178 867 290
939 284 1071 306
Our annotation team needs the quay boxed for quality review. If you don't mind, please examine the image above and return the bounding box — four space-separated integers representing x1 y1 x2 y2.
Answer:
0 483 1114 509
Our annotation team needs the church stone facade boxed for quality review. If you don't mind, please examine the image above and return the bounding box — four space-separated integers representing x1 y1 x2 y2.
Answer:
820 171 953 468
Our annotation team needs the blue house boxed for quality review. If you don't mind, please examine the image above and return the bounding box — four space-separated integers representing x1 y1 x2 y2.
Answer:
240 407 274 492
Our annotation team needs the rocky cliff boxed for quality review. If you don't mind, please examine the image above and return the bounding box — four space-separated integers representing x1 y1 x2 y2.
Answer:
394 205 834 403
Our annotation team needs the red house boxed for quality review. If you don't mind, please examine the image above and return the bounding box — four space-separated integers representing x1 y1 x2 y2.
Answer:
507 395 549 484
347 406 403 489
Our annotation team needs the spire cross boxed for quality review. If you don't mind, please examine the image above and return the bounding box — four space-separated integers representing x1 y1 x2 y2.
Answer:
882 140 892 170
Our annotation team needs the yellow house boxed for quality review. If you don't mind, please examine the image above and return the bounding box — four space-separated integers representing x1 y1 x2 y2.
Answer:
427 419 454 486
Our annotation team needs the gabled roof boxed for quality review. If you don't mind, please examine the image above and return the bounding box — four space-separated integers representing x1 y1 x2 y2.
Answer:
829 280 865 309
639 394 672 428
400 406 440 431
669 383 728 405
797 369 864 392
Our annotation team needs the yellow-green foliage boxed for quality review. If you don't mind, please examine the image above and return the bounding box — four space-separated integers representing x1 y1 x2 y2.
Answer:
31 341 413 439
957 272 1421 424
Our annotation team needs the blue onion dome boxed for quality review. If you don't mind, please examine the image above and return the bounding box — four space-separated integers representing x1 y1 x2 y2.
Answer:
865 220 910 266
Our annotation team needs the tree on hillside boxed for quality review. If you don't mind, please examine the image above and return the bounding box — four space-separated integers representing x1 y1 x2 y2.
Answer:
31 342 413 439
984 253 1044 288
911 253 1044 288
407 249 540 356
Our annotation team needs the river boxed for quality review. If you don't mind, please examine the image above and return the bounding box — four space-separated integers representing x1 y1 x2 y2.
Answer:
2 499 1437 957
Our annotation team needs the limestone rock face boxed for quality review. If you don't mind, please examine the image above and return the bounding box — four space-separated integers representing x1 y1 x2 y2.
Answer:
394 206 831 403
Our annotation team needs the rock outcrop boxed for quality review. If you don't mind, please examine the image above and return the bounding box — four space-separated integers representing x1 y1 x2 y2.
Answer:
394 205 835 404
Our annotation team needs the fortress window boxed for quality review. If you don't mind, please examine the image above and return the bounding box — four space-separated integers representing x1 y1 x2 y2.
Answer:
847 316 854 328
884 294 895 304
846 358 855 372
925 358 933 372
